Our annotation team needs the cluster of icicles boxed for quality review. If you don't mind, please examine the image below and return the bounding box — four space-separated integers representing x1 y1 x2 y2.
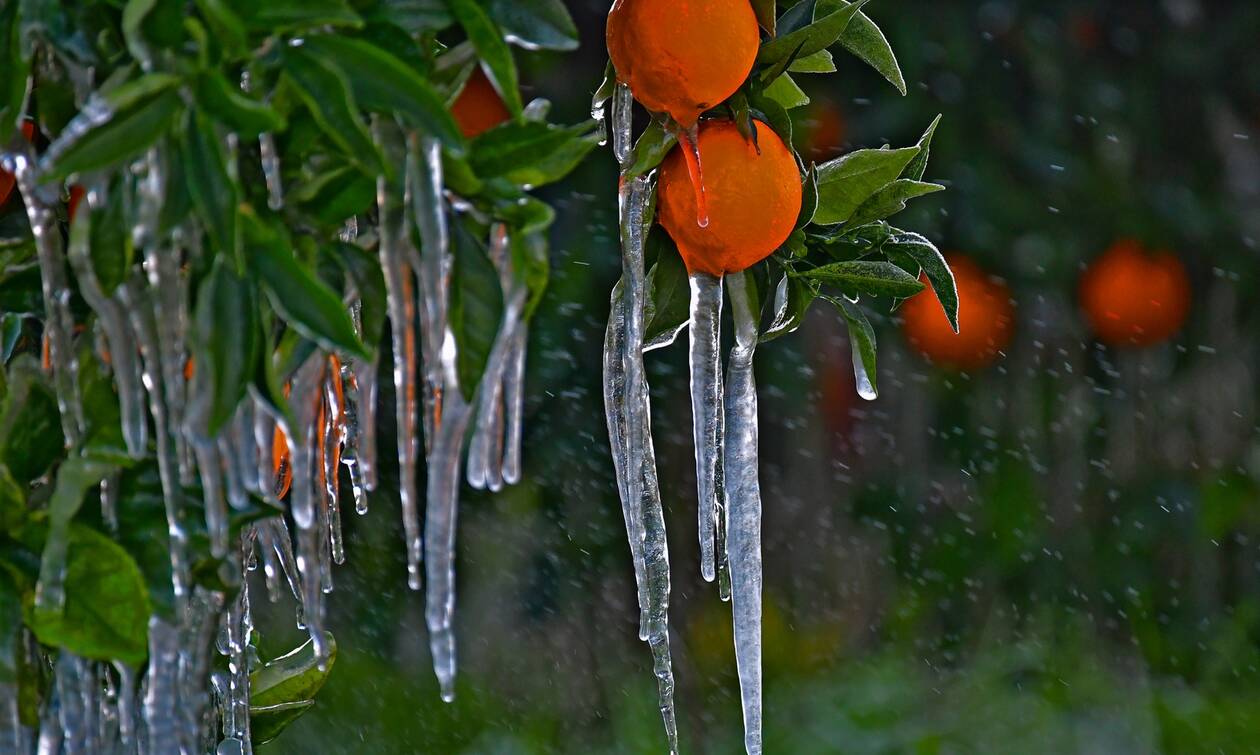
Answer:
2 99 529 751
600 84 765 755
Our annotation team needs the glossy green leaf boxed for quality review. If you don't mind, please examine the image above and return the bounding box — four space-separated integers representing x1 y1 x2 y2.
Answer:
761 273 817 342
299 35 464 153
372 0 453 33
822 0 906 95
626 120 677 178
845 178 943 228
469 120 600 188
38 75 183 183
191 0 247 59
243 210 369 359
764 73 811 110
251 700 316 745
903 114 942 182
487 0 578 51
193 258 259 433
643 228 689 351
0 363 64 484
510 231 549 320
233 0 362 32
813 146 918 225
0 0 29 144
757 0 871 69
751 0 776 35
796 260 925 297
250 633 337 707
822 293 878 399
292 164 375 227
89 175 135 296
494 194 555 235
789 49 837 73
447 0 523 115
449 221 503 400
281 47 384 175
193 71 285 137
26 524 151 665
886 231 957 332
179 110 238 259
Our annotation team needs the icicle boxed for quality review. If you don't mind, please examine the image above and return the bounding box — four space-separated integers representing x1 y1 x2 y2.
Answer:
688 272 724 582
611 83 634 163
375 118 423 590
4 148 84 445
112 663 138 752
322 364 346 565
500 325 527 485
676 124 710 228
100 472 120 534
143 618 181 753
724 272 763 755
64 185 148 458
425 331 473 703
185 349 230 558
349 356 379 511
217 549 252 755
408 134 450 454
252 399 277 502
54 653 88 753
259 519 302 607
287 356 331 664
258 133 284 210
181 587 226 754
233 403 259 501
338 358 371 515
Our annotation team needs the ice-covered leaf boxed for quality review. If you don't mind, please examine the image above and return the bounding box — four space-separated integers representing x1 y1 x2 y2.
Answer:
821 0 906 95
510 231 549 320
757 0 871 69
38 74 183 182
789 49 836 73
813 146 919 225
328 241 387 349
194 257 260 433
0 1 29 144
903 114 942 181
299 35 465 153
88 174 134 296
845 178 944 228
886 231 957 332
193 70 285 137
761 273 817 342
643 228 689 351
469 120 600 188
764 73 811 110
25 523 151 665
0 363 64 484
250 633 337 707
450 222 504 400
243 210 369 359
237 0 362 32
447 0 523 115
626 120 677 178
251 700 315 746
282 46 384 175
796 260 924 298
178 109 238 260
822 294 878 399
487 0 578 51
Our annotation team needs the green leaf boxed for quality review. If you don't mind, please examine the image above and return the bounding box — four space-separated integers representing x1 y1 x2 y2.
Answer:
822 0 906 95
327 241 387 350
845 178 943 228
493 194 554 235
757 0 871 69
298 35 464 153
751 0 776 35
761 273 817 342
813 146 918 225
371 0 454 34
251 633 337 707
643 228 689 351
292 164 375 227
510 231 549 320
251 700 315 745
243 210 368 359
0 0 30 144
902 114 941 181
626 120 677 179
796 260 924 298
233 0 362 32
179 110 238 260
822 294 878 399
487 0 578 51
447 0 523 115
886 231 957 332
789 49 837 73
449 221 503 400
191 0 248 60
0 266 42 316
193 71 285 137
0 463 26 536
26 524 151 665
469 120 600 188
0 363 64 484
38 75 183 183
89 174 135 296
193 258 259 433
764 73 810 110
281 46 384 175
797 163 820 228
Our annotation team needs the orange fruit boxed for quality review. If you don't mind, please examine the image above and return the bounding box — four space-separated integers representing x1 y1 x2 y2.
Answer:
1079 238 1190 347
273 424 292 499
657 119 801 276
803 99 848 162
0 121 36 207
68 185 85 223
901 255 1014 370
606 0 759 127
451 69 510 139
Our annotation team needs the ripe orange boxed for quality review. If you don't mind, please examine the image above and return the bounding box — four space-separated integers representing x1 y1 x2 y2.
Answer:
451 69 511 139
901 255 1013 370
1079 238 1190 347
657 119 801 276
606 0 759 127
803 99 848 162
0 121 37 207
273 424 292 499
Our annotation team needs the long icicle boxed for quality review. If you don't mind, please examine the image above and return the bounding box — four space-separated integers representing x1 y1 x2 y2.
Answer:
688 271 723 582
724 272 763 755
288 355 331 663
408 134 451 455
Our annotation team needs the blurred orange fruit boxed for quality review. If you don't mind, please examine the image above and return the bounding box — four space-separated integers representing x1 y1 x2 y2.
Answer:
606 0 759 127
657 119 801 276
802 99 848 162
901 255 1013 370
451 69 511 139
1079 238 1190 347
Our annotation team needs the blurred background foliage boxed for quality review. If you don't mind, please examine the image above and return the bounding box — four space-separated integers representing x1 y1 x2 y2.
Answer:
265 0 1260 752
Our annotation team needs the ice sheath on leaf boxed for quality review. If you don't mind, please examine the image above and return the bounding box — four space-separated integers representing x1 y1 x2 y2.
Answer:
602 82 680 754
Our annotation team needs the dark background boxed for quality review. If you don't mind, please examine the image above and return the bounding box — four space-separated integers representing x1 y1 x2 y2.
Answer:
266 1 1260 752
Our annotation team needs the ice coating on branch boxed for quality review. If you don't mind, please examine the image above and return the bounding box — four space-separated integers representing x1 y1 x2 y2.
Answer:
425 332 472 702
724 272 763 755
217 552 253 754
144 617 182 752
374 118 423 591
688 272 724 582
500 326 527 485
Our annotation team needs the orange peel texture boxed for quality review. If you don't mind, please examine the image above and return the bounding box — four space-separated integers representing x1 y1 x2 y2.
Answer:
1079 239 1190 348
607 0 760 127
451 69 511 139
901 255 1014 370
657 119 802 276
